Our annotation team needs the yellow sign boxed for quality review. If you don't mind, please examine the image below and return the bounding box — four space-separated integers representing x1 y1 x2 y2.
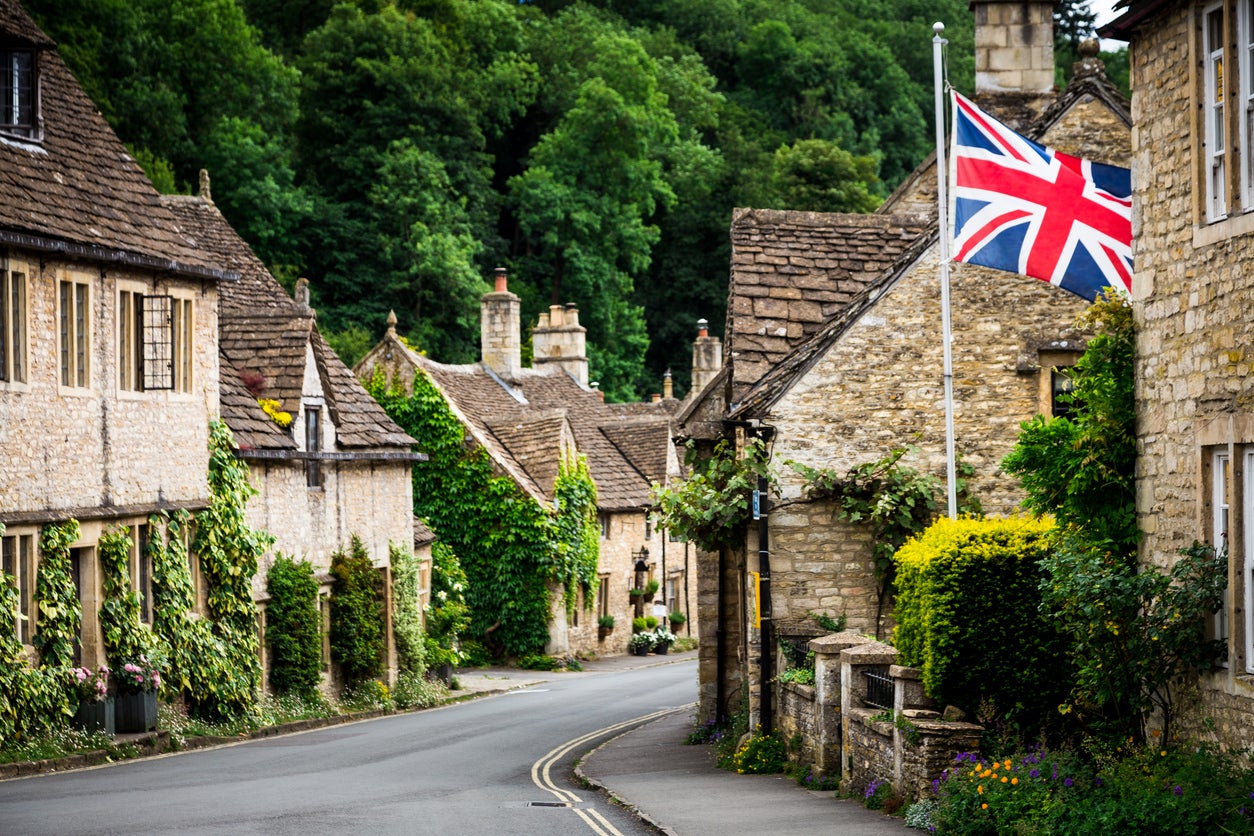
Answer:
750 571 761 629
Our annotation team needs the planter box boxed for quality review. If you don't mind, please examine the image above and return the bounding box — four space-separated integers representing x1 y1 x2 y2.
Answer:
72 697 115 736
631 645 650 656
652 643 670 655
115 691 158 733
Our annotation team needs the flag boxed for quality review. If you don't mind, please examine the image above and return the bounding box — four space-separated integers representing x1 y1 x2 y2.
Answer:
950 91 1132 301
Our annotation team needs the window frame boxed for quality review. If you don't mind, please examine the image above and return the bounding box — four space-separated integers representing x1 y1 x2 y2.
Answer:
118 288 183 393
58 277 90 390
1 531 35 645
0 265 27 385
0 48 37 140
305 400 323 488
1213 450 1232 651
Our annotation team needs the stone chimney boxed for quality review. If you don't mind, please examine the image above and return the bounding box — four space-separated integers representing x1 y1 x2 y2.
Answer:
531 301 588 385
663 369 674 400
690 318 723 397
971 0 1055 99
481 267 521 379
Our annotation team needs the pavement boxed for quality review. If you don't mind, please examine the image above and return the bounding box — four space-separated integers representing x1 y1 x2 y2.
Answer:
458 650 911 835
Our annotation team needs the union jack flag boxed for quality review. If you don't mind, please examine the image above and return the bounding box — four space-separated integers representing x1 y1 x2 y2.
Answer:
951 91 1132 301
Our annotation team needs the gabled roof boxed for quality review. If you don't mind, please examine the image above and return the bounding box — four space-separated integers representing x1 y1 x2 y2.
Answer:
161 194 416 453
0 1 232 280
218 356 298 452
486 411 575 503
601 418 675 486
725 209 930 398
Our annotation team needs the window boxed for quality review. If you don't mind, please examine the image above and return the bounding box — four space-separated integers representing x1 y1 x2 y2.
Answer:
600 513 610 540
0 49 35 139
1213 451 1231 648
1244 450 1254 673
598 574 610 619
172 297 193 393
2 532 34 644
0 267 26 383
305 402 323 488
1051 370 1076 419
1205 2 1228 222
1241 0 1254 208
119 291 179 392
59 278 89 388
1036 350 1081 419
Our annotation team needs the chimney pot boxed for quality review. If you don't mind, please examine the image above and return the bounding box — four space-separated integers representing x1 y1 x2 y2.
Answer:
651 393 662 403
494 267 508 294
663 369 674 400
697 318 709 338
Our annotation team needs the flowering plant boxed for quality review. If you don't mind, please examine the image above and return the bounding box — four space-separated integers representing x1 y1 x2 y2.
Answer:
72 665 110 703
651 628 676 646
628 632 654 651
116 655 161 694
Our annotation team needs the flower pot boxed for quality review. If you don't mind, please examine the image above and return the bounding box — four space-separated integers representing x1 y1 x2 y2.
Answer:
115 690 158 733
72 697 115 735
642 593 655 603
598 627 613 641
652 642 670 656
632 645 650 656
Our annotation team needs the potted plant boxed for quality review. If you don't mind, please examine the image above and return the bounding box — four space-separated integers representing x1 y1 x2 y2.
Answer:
597 614 615 640
651 627 676 655
628 587 645 604
70 665 114 735
632 616 647 633
644 616 658 630
114 654 161 733
669 611 687 631
628 632 653 656
643 579 660 602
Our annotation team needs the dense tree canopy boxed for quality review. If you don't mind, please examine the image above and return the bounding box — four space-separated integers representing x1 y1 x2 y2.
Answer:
27 0 1123 399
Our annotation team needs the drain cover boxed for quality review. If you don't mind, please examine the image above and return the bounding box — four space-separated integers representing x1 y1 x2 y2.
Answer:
528 801 573 808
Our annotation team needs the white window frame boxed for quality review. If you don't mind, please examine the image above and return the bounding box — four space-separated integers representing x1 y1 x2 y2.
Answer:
171 295 193 394
1244 450 1254 673
58 276 90 389
1214 451 1231 649
118 287 143 392
1205 2 1229 223
1240 0 1254 209
0 265 27 385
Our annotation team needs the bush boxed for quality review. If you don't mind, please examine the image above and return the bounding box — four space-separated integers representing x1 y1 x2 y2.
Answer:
423 541 470 670
518 654 558 671
265 554 322 699
723 727 786 774
894 516 1069 736
329 535 385 686
392 671 446 709
389 543 426 677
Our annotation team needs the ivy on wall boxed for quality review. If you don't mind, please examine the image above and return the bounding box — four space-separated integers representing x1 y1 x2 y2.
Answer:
366 368 600 658
32 520 81 670
0 523 71 748
98 526 160 668
389 542 425 677
424 540 470 669
553 456 600 616
330 535 384 686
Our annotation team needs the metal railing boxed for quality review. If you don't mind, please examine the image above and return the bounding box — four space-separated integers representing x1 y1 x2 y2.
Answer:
862 665 894 710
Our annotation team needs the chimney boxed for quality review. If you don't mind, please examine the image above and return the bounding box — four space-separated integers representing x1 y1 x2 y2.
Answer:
663 369 673 400
531 300 588 385
481 267 521 378
690 318 723 397
971 0 1055 99
651 393 662 403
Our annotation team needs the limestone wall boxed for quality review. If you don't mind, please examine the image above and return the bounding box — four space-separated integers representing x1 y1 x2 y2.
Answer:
0 252 218 516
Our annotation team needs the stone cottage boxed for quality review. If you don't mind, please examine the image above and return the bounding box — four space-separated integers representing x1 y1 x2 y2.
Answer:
1104 0 1254 748
0 0 233 669
356 270 698 657
679 0 1132 728
160 186 426 691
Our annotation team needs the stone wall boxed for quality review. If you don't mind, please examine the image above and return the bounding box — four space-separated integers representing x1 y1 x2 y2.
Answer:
1129 3 1254 747
0 252 219 517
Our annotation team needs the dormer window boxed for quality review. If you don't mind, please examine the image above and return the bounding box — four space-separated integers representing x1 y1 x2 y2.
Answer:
0 49 35 139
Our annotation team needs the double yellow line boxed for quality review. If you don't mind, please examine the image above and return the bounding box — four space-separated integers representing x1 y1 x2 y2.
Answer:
529 704 690 836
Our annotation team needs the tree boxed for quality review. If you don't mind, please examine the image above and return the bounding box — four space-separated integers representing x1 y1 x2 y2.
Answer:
768 139 882 214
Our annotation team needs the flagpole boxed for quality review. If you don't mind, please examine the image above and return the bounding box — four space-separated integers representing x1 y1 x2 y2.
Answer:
933 21 958 519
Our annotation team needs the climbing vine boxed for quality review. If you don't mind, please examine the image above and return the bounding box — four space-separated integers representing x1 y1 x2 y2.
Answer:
389 542 426 677
98 526 161 668
32 520 81 670
553 455 600 615
0 522 70 747
653 437 774 552
424 540 470 670
366 367 596 658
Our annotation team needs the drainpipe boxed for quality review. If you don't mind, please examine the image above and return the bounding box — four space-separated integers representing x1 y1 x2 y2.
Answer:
756 473 773 735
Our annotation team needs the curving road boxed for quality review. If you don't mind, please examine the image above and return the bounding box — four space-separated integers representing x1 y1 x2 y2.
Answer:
0 660 697 835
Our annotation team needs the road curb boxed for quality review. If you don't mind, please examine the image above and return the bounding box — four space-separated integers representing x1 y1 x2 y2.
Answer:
574 718 679 836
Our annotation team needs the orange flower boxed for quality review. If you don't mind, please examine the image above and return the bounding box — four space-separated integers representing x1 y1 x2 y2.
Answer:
1004 759 1012 769
1001 776 1008 783
1011 777 1019 786
982 803 988 810
978 785 984 794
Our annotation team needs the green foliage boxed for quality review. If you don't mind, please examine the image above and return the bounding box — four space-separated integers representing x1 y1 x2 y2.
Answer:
654 437 773 552
265 553 323 700
367 370 592 657
768 138 881 213
1002 293 1137 560
518 654 560 671
724 727 786 774
392 670 447 710
33 521 82 670
389 543 427 678
191 420 270 719
553 456 601 616
667 610 686 626
423 541 471 670
329 535 385 687
809 611 846 633
632 617 647 633
0 524 73 749
777 667 815 686
1041 540 1226 746
929 744 1254 836
598 614 616 629
97 526 160 669
893 516 1070 736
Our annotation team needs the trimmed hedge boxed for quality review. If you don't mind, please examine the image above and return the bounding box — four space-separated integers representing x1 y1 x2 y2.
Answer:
894 516 1069 733
330 535 384 686
265 553 323 699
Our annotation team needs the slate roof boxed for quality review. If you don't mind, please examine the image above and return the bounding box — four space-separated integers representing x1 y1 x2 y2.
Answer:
414 517 436 548
0 1 232 280
725 209 930 396
161 195 416 453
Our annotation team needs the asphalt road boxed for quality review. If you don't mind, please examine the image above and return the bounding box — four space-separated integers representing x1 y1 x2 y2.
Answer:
0 660 697 835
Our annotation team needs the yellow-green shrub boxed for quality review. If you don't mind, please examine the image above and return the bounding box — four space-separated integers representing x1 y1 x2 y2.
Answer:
893 516 1068 735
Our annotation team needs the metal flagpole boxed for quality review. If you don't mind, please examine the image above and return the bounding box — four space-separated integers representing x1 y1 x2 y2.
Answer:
933 21 958 519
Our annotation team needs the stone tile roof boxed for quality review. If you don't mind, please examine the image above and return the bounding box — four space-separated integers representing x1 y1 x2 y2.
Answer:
0 2 231 280
414 517 436 548
601 419 674 486
218 358 297 452
403 348 662 512
726 209 930 396
161 195 415 452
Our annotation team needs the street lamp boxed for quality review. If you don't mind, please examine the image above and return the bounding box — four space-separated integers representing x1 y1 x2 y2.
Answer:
633 546 650 590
